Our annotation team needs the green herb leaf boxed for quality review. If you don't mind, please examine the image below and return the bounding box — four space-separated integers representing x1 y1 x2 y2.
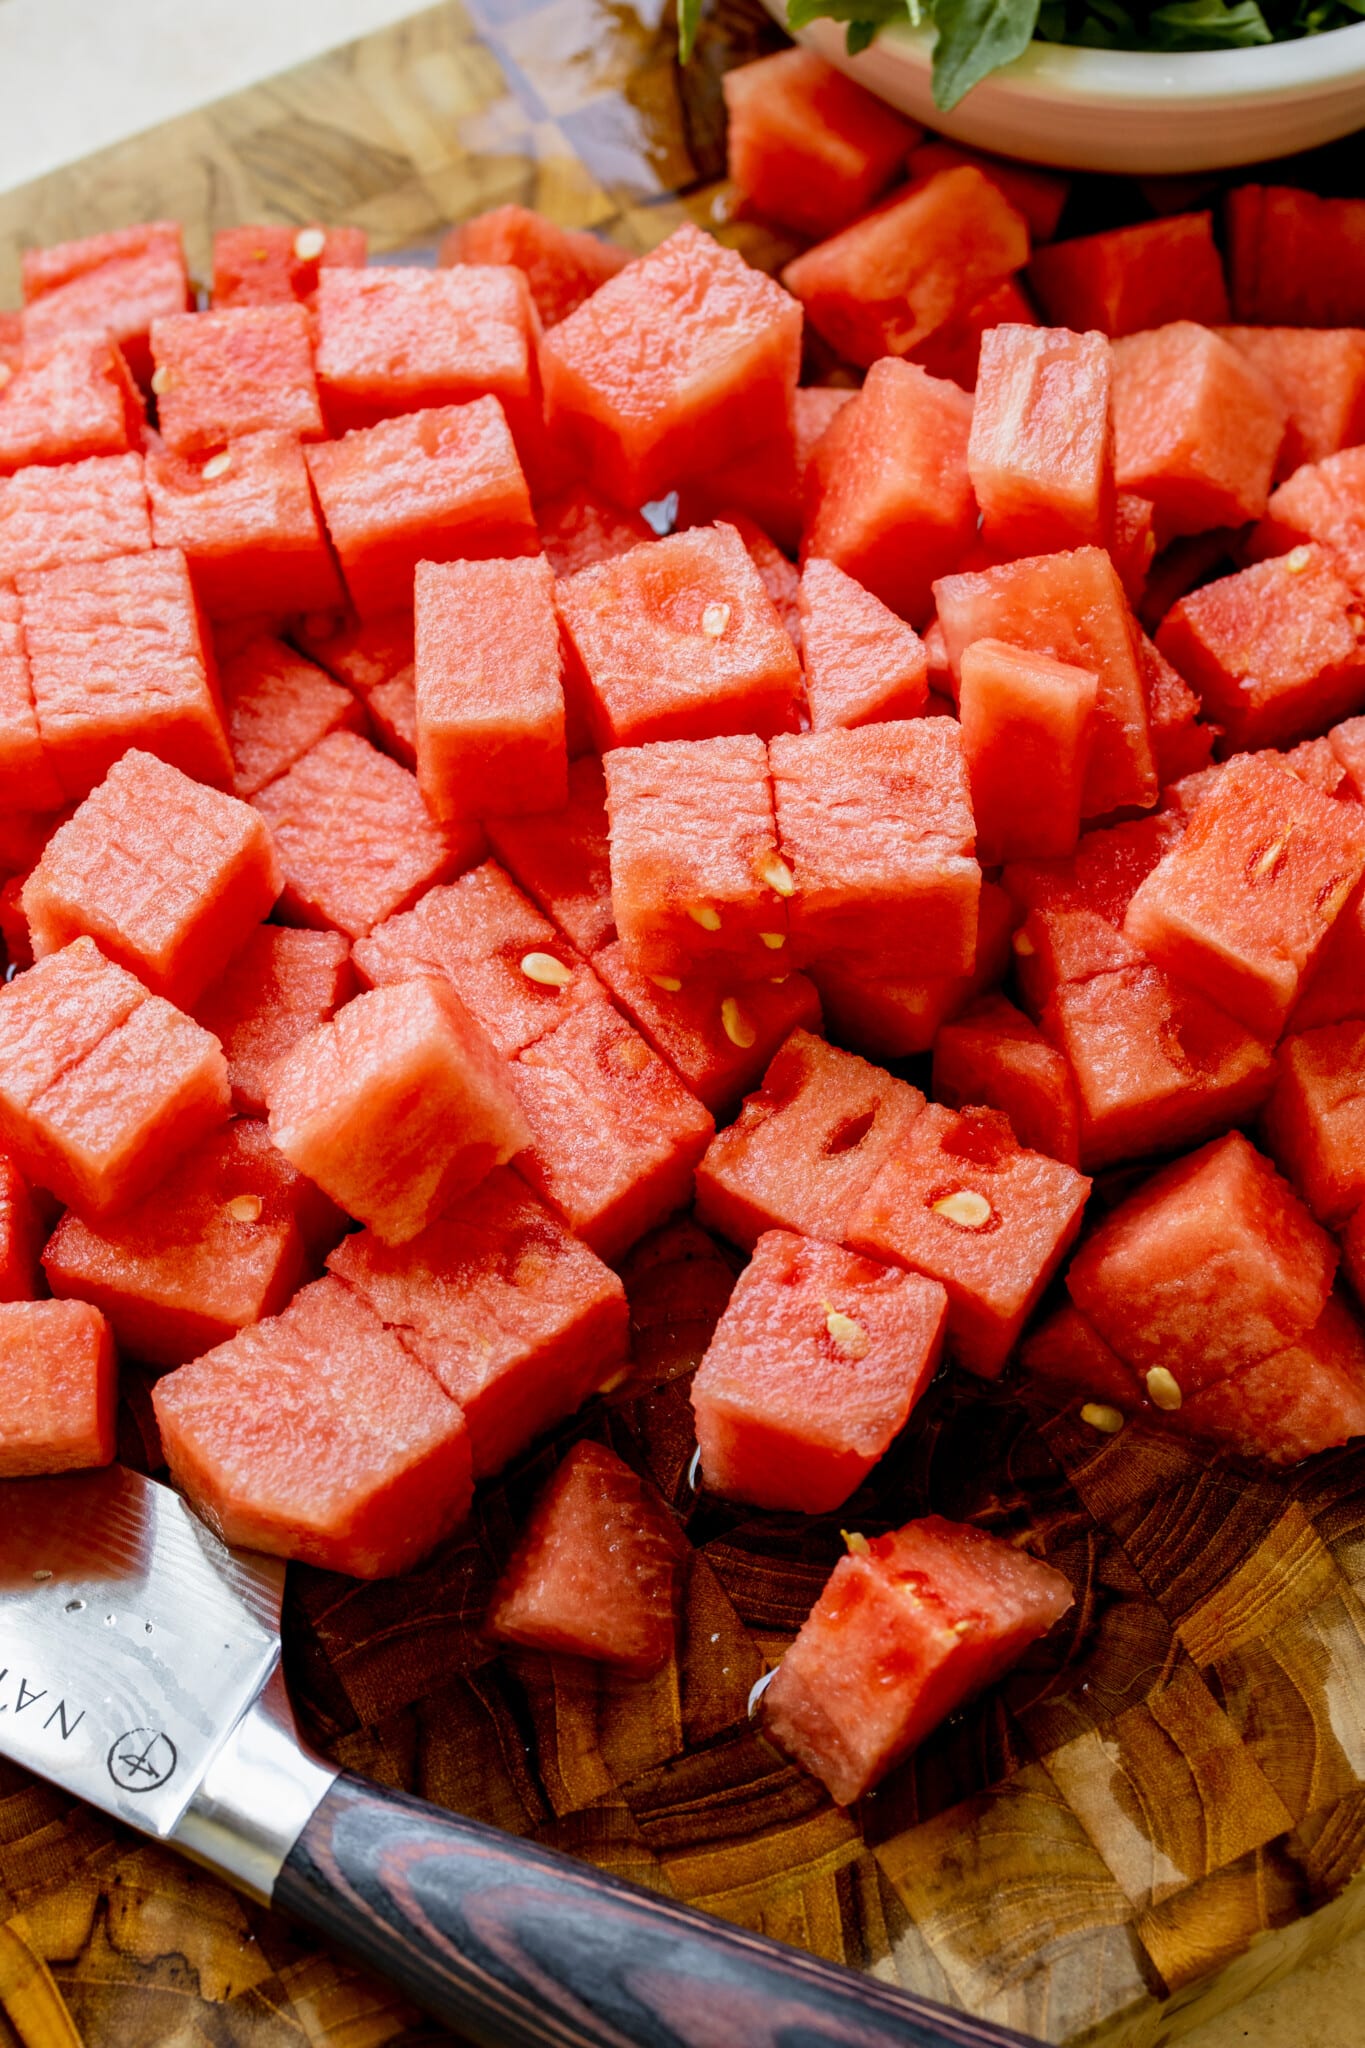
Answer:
929 0 1040 106
845 17 881 46
677 0 702 62
1146 0 1271 41
787 0 908 25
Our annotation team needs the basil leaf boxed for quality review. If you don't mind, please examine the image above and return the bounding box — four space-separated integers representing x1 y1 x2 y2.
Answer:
929 0 1040 106
1147 0 1272 42
845 18 881 46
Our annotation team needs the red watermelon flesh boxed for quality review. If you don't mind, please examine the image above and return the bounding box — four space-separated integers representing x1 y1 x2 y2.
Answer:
151 305 323 456
1345 1208 1365 1310
934 546 1157 820
508 993 714 1264
152 1274 472 1578
42 1116 335 1368
367 669 417 768
0 1150 42 1302
691 1228 947 1513
934 994 1082 1167
1111 492 1157 607
809 877 1016 1062
1217 328 1365 479
537 487 653 579
1138 629 1216 786
23 749 282 1010
1249 447 1365 597
0 1298 116 1478
1289 877 1365 1033
0 337 144 478
1019 1302 1149 1415
0 452 150 584
1065 1129 1337 1396
439 204 627 330
910 277 1038 395
352 859 601 1060
146 430 346 622
211 224 367 310
592 937 822 1117
21 222 188 389
487 1441 687 1673
0 581 63 814
195 925 356 1118
1004 812 1184 1016
723 48 918 242
267 976 530 1246
1328 718 1365 799
968 325 1113 559
1028 214 1228 337
761 1516 1072 1806
218 634 362 798
1225 185 1365 329
719 512 801 649
798 557 930 731
906 140 1068 244
695 1029 924 1252
1172 1291 1365 1465
290 608 414 698
1261 1022 1365 1226
327 1169 628 1479
484 753 616 959
1111 322 1286 541
603 733 788 982
846 1102 1090 1378
958 637 1097 866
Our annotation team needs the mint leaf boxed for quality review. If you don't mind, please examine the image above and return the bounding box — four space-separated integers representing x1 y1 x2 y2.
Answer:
929 0 1040 105
678 0 702 62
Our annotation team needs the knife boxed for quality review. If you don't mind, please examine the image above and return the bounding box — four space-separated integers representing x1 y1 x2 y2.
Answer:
0 1462 1039 2048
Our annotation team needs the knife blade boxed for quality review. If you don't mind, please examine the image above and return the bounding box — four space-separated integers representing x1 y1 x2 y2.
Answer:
0 1465 1041 2048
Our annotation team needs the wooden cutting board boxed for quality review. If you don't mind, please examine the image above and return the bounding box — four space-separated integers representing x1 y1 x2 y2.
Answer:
1 7 1365 2043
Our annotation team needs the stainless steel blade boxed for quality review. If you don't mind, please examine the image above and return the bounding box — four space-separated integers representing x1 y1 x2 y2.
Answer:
0 1465 284 1836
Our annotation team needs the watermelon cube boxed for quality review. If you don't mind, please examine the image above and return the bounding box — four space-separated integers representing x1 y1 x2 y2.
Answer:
1027 214 1228 337
802 357 975 628
537 487 653 579
770 720 979 977
557 523 801 751
798 557 930 730
150 306 324 456
1173 1291 1365 1467
694 1028 924 1250
1345 1209 1365 1311
1217 328 1365 479
484 753 616 959
592 937 821 1116
145 430 346 621
0 336 144 477
692 1229 947 1513
540 223 802 508
365 670 418 769
968 326 1113 558
487 1441 687 1673
905 140 1069 244
846 1103 1090 1377
677 387 856 558
1003 811 1184 1016
0 1150 42 1303
439 205 627 330
722 512 801 648
326 1169 628 1478
722 49 918 240
0 582 62 815
0 1299 116 1478
1249 447 1365 598
1043 963 1275 1172
781 167 1029 371
1020 1303 1149 1416
1289 876 1365 1033
603 734 787 981
1124 751 1365 1040
910 276 1040 395
211 224 367 309
1112 491 1157 607
760 1516 1073 1806
313 265 538 436
17 547 233 802
194 926 356 1118
958 637 1097 865
1065 1130 1337 1397
0 452 150 584
933 994 1082 1168
934 546 1157 819
305 400 537 619
218 634 363 799
153 1274 472 1577
1155 547 1365 754
22 222 189 388
1110 323 1285 541
290 608 414 698
252 730 477 940
1261 1023 1365 1226
809 878 1017 1061
414 555 565 823
0 936 229 1214
267 976 530 1243
351 859 601 1059
1139 630 1215 787
23 750 281 1009
508 994 713 1262
42 1116 335 1368
1225 186 1365 328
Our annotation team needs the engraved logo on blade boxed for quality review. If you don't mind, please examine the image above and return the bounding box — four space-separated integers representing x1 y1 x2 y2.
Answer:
108 1728 178 1794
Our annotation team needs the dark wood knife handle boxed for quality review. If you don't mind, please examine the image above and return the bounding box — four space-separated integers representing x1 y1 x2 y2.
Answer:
276 1773 1037 2048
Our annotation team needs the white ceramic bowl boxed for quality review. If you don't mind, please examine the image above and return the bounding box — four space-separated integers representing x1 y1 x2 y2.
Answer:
761 1 1365 174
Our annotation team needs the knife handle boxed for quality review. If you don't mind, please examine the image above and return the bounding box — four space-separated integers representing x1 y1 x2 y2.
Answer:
275 1772 1036 2048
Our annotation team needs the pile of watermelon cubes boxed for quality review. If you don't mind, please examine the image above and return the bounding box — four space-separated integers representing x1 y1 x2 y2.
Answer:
2 49 1365 1810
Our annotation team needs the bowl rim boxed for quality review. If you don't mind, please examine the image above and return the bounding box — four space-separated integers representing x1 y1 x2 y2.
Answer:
848 10 1365 100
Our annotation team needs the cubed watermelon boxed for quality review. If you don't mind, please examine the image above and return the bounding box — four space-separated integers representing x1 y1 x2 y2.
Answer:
366 668 418 768
211 224 367 309
194 925 355 1118
958 638 1097 866
1248 448 1365 598
695 1028 924 1250
313 265 538 436
0 452 150 583
267 976 530 1244
933 994 1082 1167
537 487 653 579
723 49 918 240
1217 328 1365 479
145 430 347 621
1173 1291 1365 1466
1020 1302 1148 1416
968 326 1113 558
906 140 1068 243
722 511 801 648
1111 492 1157 607
218 634 363 798
760 1516 1072 1805
0 1298 116 1477
0 936 229 1213
22 222 189 388
798 557 930 730
291 608 414 698
1028 214 1228 337
150 305 323 455
153 1274 472 1577
484 753 616 958
487 1441 687 1672
0 337 144 477
1290 876 1365 1032
327 1169 628 1478
0 1150 42 1302
692 1228 947 1512
1138 629 1216 786
1225 186 1365 328
1261 1022 1365 1226
541 224 802 507
1004 811 1184 1016
0 582 63 815
439 205 628 329
306 400 537 619
810 878 1017 1060
1110 323 1285 541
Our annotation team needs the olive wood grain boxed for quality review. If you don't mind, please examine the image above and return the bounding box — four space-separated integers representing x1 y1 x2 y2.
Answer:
277 1772 1041 2048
